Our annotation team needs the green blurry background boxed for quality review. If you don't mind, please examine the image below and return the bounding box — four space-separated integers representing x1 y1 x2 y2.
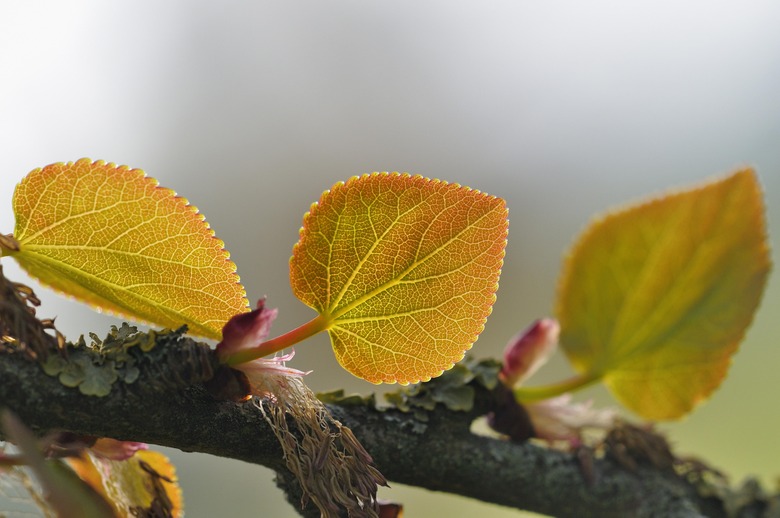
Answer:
1 2 778 516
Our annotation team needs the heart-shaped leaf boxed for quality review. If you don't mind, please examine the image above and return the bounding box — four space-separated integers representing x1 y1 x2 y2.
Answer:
290 173 508 384
556 169 770 419
4 159 248 339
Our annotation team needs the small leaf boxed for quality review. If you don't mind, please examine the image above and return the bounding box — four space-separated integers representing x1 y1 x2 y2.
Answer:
291 173 508 384
66 449 183 518
556 169 771 419
5 159 248 339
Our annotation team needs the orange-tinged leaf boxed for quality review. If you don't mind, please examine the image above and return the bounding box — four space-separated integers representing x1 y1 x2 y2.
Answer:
6 159 248 339
290 173 508 384
556 169 771 420
67 449 183 518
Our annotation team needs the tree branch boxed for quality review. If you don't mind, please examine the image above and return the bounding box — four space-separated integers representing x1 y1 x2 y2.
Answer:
0 269 776 517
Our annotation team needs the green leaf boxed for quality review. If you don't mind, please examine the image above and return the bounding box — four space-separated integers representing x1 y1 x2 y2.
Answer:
556 169 771 419
4 159 248 340
290 173 508 384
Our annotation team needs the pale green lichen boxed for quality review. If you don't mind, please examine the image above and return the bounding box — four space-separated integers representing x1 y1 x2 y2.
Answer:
40 323 183 397
57 355 89 387
42 355 68 377
316 389 376 408
385 357 500 414
77 359 119 396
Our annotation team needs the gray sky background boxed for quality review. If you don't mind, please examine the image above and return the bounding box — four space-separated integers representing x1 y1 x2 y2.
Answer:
2 2 779 516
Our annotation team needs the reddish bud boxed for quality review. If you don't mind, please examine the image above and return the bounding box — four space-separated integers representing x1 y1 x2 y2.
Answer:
500 318 559 387
90 438 148 461
378 501 404 518
215 300 309 398
216 299 278 361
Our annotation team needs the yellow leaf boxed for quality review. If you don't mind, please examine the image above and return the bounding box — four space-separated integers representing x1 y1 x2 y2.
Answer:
5 159 248 339
556 169 771 419
67 450 183 518
290 173 508 384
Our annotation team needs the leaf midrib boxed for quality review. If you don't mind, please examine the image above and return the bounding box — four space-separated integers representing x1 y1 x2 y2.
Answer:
20 244 217 269
15 249 225 333
604 178 745 371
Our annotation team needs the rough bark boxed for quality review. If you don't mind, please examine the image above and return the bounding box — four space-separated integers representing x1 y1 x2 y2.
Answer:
2 344 778 518
0 268 777 517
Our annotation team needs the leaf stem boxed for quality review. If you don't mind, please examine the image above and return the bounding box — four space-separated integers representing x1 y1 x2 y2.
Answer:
513 371 601 403
222 315 330 366
0 233 20 257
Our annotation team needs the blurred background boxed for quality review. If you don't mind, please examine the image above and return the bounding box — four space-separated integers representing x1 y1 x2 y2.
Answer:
1 2 779 516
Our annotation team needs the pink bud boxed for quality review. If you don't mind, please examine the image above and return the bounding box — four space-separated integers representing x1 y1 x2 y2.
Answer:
215 301 310 398
216 299 278 360
90 438 148 461
238 349 311 397
500 318 559 387
526 395 616 447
